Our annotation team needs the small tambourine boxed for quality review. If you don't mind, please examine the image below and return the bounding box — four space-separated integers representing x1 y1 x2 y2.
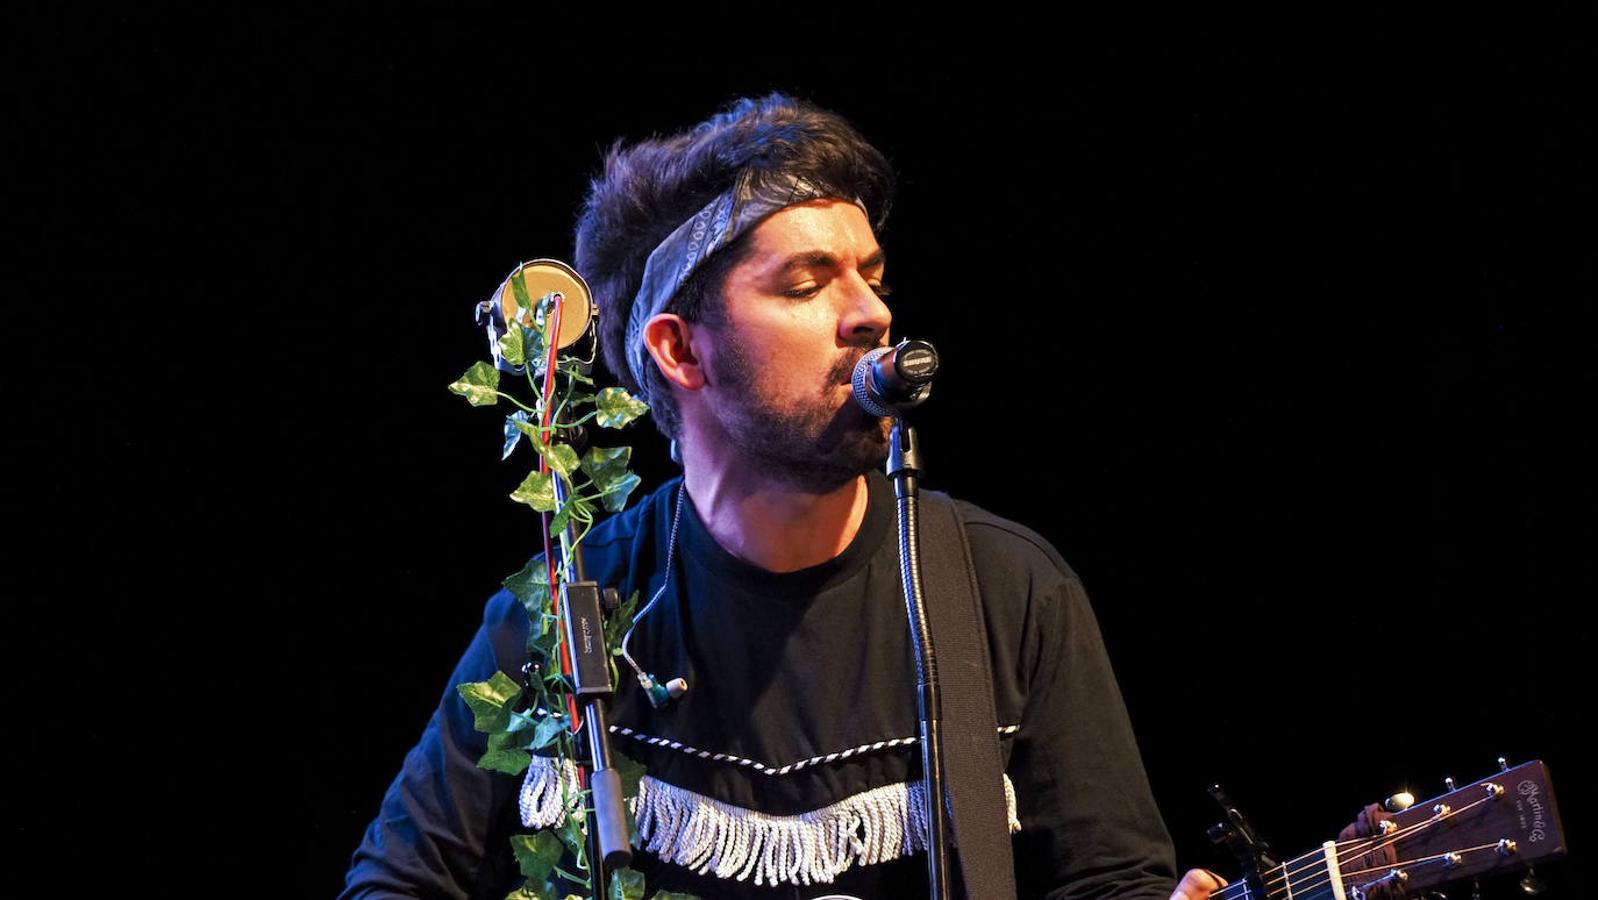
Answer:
476 258 596 373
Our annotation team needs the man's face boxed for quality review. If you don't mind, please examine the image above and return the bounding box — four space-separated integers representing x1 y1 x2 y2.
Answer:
694 198 894 491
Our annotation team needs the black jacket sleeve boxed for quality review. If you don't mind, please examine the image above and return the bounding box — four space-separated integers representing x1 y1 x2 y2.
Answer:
1008 573 1178 900
339 590 529 900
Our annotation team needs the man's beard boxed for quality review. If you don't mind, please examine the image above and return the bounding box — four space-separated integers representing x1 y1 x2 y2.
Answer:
706 338 891 492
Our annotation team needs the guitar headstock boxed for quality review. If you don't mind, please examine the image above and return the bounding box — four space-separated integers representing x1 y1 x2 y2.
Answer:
1210 760 1567 900
1342 759 1566 896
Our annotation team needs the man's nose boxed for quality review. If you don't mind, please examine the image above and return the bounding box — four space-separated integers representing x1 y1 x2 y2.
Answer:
838 276 892 346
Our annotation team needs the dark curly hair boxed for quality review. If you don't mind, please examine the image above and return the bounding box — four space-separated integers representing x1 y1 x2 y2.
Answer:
573 91 896 440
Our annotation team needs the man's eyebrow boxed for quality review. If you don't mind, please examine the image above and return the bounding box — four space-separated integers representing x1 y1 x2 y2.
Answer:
775 248 887 274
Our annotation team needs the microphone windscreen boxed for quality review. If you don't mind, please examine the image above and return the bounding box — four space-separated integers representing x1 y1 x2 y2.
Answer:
851 346 898 419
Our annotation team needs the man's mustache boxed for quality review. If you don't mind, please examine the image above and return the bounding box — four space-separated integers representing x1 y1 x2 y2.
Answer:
829 341 888 386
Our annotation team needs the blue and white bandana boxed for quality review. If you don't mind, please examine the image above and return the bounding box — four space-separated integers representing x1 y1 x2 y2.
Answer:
624 171 868 400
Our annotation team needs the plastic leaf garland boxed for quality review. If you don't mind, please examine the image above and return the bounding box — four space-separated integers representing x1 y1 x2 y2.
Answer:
448 285 696 899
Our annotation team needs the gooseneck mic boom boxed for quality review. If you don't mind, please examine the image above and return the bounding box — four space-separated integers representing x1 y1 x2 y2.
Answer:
851 338 939 418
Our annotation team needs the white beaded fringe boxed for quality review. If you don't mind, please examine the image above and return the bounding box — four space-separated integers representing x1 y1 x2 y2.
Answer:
633 773 1022 887
519 756 1021 887
519 755 583 829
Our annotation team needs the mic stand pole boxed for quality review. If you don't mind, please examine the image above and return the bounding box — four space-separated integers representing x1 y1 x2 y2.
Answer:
550 437 632 896
887 417 951 900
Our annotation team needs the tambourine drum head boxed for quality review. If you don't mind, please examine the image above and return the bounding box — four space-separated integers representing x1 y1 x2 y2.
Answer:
497 259 594 350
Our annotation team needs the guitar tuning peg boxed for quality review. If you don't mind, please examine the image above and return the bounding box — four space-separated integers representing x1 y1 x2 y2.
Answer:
1499 756 1511 772
1444 776 1456 791
1384 791 1415 812
1519 865 1546 895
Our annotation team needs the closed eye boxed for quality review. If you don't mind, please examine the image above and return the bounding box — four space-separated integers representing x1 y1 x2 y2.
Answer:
783 283 893 299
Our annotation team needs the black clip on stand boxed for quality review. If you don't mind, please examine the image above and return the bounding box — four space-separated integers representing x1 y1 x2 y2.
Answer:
549 430 633 896
859 339 949 898
1207 783 1280 899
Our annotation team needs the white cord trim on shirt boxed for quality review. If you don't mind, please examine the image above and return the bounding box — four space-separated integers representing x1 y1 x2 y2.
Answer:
633 772 1022 887
518 755 582 829
608 723 1021 775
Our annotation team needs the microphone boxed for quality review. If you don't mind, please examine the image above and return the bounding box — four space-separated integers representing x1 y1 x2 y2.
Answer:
852 338 939 418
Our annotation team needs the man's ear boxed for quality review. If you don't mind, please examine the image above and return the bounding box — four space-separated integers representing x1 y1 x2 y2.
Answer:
642 313 707 391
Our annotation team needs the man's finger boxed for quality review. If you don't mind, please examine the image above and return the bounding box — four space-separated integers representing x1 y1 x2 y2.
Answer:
1171 867 1230 900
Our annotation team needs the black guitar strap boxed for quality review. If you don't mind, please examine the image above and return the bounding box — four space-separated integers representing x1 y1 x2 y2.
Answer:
917 489 1019 900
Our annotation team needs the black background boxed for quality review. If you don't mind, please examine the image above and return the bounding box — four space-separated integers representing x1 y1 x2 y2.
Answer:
8 7 1592 896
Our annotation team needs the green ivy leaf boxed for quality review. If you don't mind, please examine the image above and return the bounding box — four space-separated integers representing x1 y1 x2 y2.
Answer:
608 866 646 900
599 473 641 513
504 411 535 460
529 616 560 662
562 364 595 386
457 670 523 733
650 893 702 900
489 728 533 752
508 267 533 311
556 812 587 859
499 323 527 367
548 503 574 540
612 750 647 801
531 714 568 751
594 387 648 428
507 275 548 369
505 707 542 734
511 471 557 512
539 443 581 479
504 557 550 612
477 746 532 775
449 361 501 407
580 446 631 490
602 590 641 653
526 326 547 373
510 830 565 882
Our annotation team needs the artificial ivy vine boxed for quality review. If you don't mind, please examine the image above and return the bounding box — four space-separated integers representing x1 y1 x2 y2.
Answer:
445 281 696 900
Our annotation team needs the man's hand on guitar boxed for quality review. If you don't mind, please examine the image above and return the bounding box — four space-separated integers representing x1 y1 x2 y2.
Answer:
1171 867 1228 900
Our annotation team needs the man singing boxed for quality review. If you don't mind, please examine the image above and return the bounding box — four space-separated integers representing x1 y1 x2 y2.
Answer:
343 92 1225 900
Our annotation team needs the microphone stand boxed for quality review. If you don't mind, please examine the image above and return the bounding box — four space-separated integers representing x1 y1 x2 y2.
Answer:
887 417 952 900
531 289 630 896
549 462 632 895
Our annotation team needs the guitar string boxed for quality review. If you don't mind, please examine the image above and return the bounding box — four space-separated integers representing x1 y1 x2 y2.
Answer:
1257 793 1497 899
1334 841 1505 881
1281 793 1499 893
1210 791 1500 900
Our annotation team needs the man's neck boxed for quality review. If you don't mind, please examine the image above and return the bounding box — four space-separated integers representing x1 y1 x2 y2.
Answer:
680 461 871 574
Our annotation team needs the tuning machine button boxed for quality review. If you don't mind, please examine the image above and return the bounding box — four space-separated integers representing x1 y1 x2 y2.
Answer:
1444 776 1456 791
1384 791 1415 812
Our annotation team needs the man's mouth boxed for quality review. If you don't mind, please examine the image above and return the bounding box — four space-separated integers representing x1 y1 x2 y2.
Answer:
831 343 885 387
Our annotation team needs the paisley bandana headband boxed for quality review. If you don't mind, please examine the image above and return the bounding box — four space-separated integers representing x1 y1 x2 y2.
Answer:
624 170 869 400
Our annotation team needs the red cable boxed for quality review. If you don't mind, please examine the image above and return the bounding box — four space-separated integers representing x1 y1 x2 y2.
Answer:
534 293 583 736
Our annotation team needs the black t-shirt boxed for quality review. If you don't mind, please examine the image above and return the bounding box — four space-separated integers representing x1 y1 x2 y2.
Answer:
342 471 1177 899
